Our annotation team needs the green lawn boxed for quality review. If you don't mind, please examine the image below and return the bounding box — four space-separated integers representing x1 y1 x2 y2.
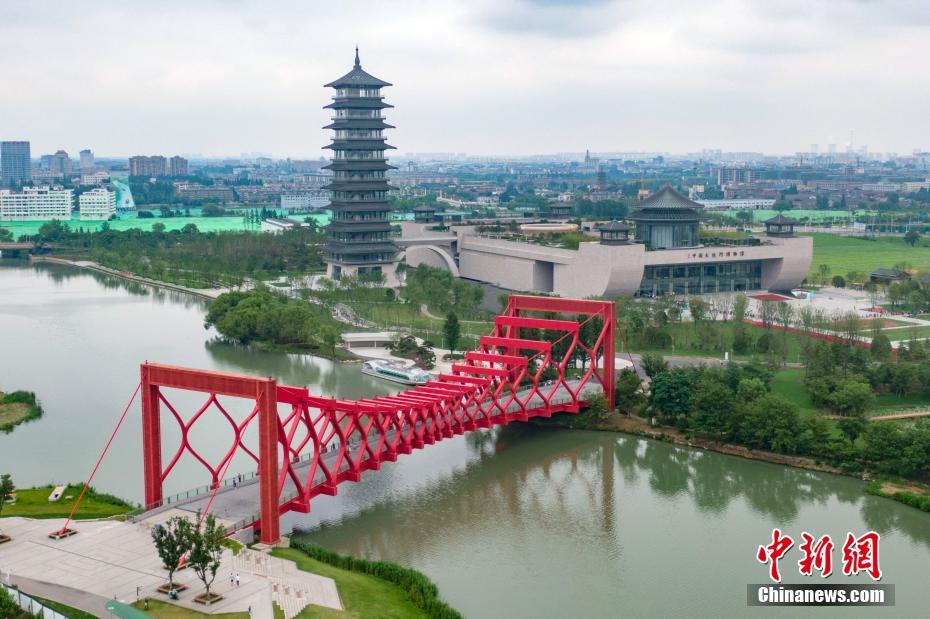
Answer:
132 598 248 618
0 484 132 519
34 597 99 619
883 325 930 340
770 368 930 418
620 321 812 364
807 233 930 280
770 368 819 415
270 548 427 619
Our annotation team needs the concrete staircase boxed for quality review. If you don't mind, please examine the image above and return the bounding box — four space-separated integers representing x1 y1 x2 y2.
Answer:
232 549 342 618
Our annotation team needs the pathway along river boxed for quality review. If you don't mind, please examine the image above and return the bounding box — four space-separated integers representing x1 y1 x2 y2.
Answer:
1 262 929 618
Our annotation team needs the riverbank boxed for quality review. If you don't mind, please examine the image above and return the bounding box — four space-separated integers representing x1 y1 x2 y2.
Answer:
0 391 42 433
548 410 930 513
0 484 133 520
30 256 230 299
280 537 462 618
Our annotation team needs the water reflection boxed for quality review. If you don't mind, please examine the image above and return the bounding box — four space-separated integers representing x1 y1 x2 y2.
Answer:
301 425 930 559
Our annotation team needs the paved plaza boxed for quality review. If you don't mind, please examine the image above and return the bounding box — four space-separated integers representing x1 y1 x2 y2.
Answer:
0 513 341 618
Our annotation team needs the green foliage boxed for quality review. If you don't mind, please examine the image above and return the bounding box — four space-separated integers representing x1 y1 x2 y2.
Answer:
31 222 326 288
740 394 803 453
389 335 436 369
289 537 463 618
0 585 21 619
639 352 668 378
862 419 930 477
0 390 43 433
649 368 694 418
0 474 14 519
205 287 343 357
827 379 874 416
615 368 644 412
188 512 225 597
404 265 484 317
443 312 461 354
865 482 930 512
152 516 193 586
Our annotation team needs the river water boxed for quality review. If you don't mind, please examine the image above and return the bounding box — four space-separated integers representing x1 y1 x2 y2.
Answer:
1 262 929 618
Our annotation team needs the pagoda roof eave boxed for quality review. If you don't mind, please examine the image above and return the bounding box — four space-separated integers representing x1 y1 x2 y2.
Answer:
323 141 397 150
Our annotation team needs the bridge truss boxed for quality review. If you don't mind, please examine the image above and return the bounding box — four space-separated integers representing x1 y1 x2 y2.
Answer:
141 295 615 543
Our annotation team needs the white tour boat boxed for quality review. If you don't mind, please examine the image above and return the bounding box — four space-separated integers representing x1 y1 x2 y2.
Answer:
361 359 434 386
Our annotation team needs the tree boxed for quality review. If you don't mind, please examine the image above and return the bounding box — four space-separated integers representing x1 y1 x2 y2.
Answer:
151 516 192 589
742 395 802 453
837 413 867 443
828 379 874 416
870 331 892 361
831 275 846 288
905 229 920 247
320 325 339 360
690 380 737 437
649 369 693 418
615 368 644 412
443 311 461 355
640 352 668 378
188 512 225 600
0 474 14 520
772 199 792 212
818 264 831 285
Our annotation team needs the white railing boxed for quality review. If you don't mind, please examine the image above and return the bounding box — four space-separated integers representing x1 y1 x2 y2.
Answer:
1 582 71 619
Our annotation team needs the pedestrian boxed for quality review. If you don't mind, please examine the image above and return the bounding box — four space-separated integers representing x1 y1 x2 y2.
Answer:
230 572 234 587
236 572 240 587
248 605 252 617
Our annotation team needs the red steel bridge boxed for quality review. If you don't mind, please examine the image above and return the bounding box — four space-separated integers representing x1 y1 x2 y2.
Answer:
139 295 615 544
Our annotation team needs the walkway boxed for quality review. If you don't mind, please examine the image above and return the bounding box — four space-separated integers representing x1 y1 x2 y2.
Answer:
149 379 603 527
0 515 340 618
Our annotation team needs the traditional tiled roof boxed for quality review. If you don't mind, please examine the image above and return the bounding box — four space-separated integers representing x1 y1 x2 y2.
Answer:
764 213 797 225
628 185 703 221
598 220 630 231
324 48 392 88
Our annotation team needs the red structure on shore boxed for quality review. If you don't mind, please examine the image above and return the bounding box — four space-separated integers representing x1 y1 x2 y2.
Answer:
140 295 615 543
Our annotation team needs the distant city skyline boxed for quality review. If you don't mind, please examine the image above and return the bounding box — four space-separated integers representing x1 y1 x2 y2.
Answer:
2 0 929 157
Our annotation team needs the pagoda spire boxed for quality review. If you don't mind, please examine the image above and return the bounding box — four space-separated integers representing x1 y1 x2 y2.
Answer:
354 45 360 68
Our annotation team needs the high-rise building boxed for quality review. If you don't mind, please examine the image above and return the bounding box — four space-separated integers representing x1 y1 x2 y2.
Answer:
0 186 73 221
1 141 31 185
168 155 188 176
50 150 72 176
79 149 95 170
129 155 167 177
78 187 117 220
322 49 399 284
715 167 758 186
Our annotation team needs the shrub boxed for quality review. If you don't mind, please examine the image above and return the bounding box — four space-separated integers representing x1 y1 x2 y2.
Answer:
288 537 463 618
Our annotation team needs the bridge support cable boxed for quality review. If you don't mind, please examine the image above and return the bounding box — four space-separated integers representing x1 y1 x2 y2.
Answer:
53 381 142 538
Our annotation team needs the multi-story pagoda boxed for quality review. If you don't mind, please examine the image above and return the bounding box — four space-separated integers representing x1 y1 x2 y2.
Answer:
322 48 399 284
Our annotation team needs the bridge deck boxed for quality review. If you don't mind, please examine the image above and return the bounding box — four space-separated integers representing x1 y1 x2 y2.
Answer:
141 380 603 528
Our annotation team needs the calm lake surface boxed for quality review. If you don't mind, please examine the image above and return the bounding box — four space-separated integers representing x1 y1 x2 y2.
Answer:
1 261 929 618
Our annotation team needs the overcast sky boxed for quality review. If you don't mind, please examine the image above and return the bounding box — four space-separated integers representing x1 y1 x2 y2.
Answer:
3 0 929 158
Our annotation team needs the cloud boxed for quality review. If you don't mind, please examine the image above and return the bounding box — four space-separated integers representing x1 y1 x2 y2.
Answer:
0 0 928 156
475 0 631 38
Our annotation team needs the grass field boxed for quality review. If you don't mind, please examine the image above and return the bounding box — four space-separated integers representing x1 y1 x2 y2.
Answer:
0 401 34 431
270 548 427 618
770 368 819 415
34 597 99 619
0 484 132 519
807 233 930 280
770 368 930 418
132 598 248 618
